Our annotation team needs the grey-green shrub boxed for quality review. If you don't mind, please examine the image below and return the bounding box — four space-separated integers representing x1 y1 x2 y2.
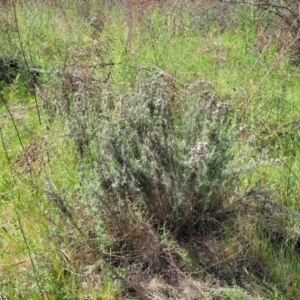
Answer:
67 69 241 239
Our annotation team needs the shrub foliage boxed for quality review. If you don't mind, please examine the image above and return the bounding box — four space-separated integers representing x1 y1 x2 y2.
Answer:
65 69 239 244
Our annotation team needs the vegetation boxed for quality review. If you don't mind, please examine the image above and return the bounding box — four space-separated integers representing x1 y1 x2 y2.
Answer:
1 0 300 299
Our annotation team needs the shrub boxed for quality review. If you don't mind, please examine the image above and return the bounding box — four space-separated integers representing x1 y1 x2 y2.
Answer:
66 69 240 243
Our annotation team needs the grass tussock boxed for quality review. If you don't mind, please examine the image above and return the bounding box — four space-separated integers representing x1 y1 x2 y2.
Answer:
1 1 300 299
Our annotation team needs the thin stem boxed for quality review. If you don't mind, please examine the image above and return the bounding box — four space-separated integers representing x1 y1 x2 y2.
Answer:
12 0 42 125
1 94 24 150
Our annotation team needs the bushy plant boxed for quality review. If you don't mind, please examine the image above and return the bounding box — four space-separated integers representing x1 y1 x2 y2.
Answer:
66 69 241 243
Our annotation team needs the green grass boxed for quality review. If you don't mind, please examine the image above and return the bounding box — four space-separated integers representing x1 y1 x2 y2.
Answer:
1 1 300 299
